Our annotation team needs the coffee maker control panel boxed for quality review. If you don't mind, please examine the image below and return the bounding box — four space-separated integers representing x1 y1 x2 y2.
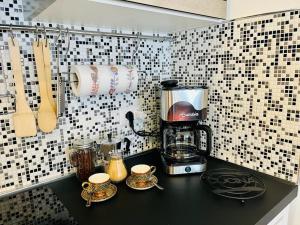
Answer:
162 158 207 175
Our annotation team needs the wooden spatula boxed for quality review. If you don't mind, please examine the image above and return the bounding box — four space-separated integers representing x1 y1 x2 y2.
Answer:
41 39 56 113
8 38 37 137
33 41 57 133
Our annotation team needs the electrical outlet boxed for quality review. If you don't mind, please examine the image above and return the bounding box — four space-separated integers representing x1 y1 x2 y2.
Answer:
119 107 147 131
119 106 136 128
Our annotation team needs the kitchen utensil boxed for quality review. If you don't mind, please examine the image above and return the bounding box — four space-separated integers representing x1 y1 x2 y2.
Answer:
130 164 156 186
148 176 164 191
56 63 65 117
41 39 56 113
55 35 65 118
202 168 266 203
8 38 37 137
160 80 212 175
85 186 94 207
56 76 65 117
81 183 117 203
126 175 158 191
82 173 111 198
0 49 11 100
33 41 57 132
213 186 265 194
106 151 128 183
69 138 98 181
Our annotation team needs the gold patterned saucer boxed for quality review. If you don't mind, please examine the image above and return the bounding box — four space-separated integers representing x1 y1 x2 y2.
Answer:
81 184 117 202
126 175 158 190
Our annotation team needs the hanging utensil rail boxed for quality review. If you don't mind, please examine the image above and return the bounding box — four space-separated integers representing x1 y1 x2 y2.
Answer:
0 24 171 41
0 24 160 99
0 93 13 98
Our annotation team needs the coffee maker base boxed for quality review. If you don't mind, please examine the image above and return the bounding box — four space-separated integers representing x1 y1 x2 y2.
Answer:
161 156 207 175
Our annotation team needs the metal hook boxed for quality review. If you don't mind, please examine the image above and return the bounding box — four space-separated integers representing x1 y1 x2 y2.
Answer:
131 33 141 64
34 25 40 47
54 25 62 48
9 24 15 46
0 48 13 102
43 25 48 47
55 26 62 75
65 28 70 56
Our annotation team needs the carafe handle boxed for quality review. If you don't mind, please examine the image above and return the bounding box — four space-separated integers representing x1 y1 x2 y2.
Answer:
124 137 131 154
196 124 212 157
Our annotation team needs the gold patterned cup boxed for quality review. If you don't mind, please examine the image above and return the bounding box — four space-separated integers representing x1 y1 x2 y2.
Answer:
131 164 156 187
82 173 110 198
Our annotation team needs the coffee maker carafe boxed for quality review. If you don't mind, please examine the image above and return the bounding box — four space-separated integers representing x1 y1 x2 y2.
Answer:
160 80 212 175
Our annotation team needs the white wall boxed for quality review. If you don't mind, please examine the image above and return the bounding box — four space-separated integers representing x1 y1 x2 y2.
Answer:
288 179 300 225
127 0 226 18
227 0 300 20
289 196 300 225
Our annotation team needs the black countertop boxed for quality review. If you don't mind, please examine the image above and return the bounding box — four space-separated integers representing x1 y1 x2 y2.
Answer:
0 186 78 225
1 149 297 225
48 149 297 225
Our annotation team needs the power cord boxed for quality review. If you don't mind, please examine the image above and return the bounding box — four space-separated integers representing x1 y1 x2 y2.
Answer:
125 111 160 137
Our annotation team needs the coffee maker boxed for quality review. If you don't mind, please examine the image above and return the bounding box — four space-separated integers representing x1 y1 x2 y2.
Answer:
160 80 212 175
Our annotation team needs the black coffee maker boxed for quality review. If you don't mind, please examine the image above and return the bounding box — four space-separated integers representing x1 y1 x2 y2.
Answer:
160 80 212 175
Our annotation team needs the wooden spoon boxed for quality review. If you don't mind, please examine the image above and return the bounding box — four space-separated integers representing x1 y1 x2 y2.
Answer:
41 39 56 113
33 41 57 132
8 38 37 137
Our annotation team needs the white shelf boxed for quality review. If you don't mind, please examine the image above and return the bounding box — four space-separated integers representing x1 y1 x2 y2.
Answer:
30 0 225 35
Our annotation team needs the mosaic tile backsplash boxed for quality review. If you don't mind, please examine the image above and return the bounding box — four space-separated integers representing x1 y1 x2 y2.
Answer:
0 0 170 194
171 10 300 182
0 0 299 195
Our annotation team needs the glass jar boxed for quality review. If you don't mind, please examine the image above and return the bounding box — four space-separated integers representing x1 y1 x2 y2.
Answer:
69 139 96 182
106 151 128 183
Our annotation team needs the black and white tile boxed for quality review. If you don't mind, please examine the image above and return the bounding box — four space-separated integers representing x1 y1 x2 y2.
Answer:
171 11 300 182
0 0 170 193
0 0 299 195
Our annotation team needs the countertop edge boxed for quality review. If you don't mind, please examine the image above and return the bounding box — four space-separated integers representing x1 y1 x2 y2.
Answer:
256 185 298 225
0 173 75 199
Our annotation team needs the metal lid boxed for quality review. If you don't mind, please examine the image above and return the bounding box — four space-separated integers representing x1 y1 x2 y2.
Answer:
163 85 208 90
161 79 178 88
97 133 121 145
160 79 208 90
73 138 94 149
